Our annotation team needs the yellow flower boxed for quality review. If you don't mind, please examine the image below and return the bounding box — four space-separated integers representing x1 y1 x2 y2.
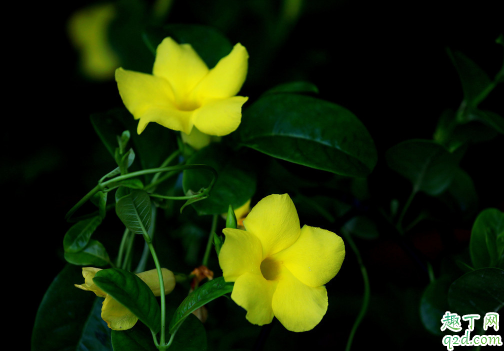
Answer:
115 37 249 145
75 267 176 330
68 3 120 81
218 194 345 332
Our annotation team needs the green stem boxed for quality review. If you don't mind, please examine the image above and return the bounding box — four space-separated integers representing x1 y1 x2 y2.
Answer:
150 193 204 200
343 231 370 351
427 262 435 283
150 150 181 185
144 171 178 192
472 80 497 107
396 189 417 234
202 215 219 267
65 184 100 221
150 329 160 348
116 228 130 267
122 232 136 271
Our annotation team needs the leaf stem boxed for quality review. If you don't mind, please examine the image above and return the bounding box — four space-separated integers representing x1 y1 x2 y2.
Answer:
150 150 181 185
202 215 219 267
396 188 417 234
343 231 370 351
65 184 101 221
116 228 130 268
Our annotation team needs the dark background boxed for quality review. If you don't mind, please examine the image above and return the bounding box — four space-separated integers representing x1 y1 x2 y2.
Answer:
8 0 503 349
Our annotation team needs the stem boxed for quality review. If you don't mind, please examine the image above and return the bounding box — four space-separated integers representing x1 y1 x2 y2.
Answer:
144 171 178 192
150 150 181 185
143 232 166 346
122 232 136 270
65 184 101 221
427 262 435 283
202 215 219 267
116 228 130 267
150 193 204 200
343 231 370 351
472 80 497 107
150 329 160 348
396 188 417 234
161 327 179 350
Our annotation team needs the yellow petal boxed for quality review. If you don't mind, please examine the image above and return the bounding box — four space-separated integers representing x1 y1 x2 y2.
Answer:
191 43 248 101
74 267 107 297
136 268 176 296
101 294 138 330
153 37 209 104
243 194 301 257
234 199 251 221
116 68 194 134
192 96 248 136
271 225 345 287
231 272 277 326
219 228 263 282
272 267 328 332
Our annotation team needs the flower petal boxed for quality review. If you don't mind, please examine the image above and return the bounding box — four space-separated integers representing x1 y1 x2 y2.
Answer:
272 267 328 332
74 267 107 297
193 96 248 136
153 37 209 103
192 43 248 101
219 228 262 282
243 194 301 257
272 225 345 287
136 268 176 296
101 294 138 330
231 273 277 326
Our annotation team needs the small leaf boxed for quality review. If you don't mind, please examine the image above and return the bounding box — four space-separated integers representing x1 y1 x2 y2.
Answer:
448 268 504 317
343 216 379 240
420 275 452 336
118 130 131 154
238 93 377 177
93 268 161 333
116 189 152 234
64 240 110 266
264 81 319 95
473 110 504 135
63 216 103 253
470 208 504 269
386 139 458 196
169 277 233 333
213 232 222 256
32 265 112 351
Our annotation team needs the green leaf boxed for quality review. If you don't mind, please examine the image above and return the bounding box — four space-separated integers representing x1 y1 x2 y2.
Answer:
115 186 131 202
264 81 319 95
343 216 379 240
213 232 223 256
447 48 492 104
182 144 256 215
385 139 458 195
238 93 377 177
118 130 131 154
32 265 112 351
448 268 504 316
112 314 206 351
470 208 504 269
439 168 478 216
63 216 103 253
98 191 108 219
109 178 145 190
169 277 234 333
419 275 452 336
143 24 232 69
93 268 161 333
472 110 504 135
64 239 110 266
116 189 152 234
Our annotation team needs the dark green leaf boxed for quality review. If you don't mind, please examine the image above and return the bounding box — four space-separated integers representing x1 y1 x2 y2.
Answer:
169 277 233 333
143 24 232 69
109 178 145 190
64 240 110 266
343 215 379 240
448 268 504 316
94 268 161 333
32 265 112 351
447 48 492 104
419 275 452 335
115 186 131 202
63 216 103 253
264 81 319 95
183 144 256 215
470 208 504 269
385 139 458 195
213 232 222 256
98 191 108 219
472 110 504 134
238 93 377 177
112 314 206 351
438 168 478 216
116 189 152 234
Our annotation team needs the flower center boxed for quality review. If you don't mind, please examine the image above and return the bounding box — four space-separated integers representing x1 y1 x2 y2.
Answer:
260 257 281 281
176 97 200 111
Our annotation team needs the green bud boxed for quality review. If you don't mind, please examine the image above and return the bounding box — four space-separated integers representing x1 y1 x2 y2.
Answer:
226 205 237 229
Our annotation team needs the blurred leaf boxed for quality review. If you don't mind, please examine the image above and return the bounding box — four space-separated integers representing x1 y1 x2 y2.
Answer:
169 277 233 333
32 265 112 351
116 189 152 234
445 122 498 152
112 314 206 351
448 268 504 317
63 216 103 253
385 139 458 196
115 186 131 202
438 168 478 216
183 144 256 215
213 232 223 256
470 208 504 269
143 24 232 68
472 110 504 134
343 216 379 240
94 268 161 333
64 240 110 266
98 191 108 219
420 275 452 336
239 93 377 177
264 81 319 95
447 48 492 104
109 178 145 190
